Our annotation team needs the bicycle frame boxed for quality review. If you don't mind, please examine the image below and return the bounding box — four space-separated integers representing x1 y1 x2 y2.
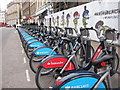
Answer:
58 39 106 74
37 39 92 74
83 40 105 70
92 67 112 89
58 39 92 74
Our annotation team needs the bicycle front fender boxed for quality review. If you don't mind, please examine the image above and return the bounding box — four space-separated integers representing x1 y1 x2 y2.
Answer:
53 71 107 89
26 39 38 44
32 46 57 56
40 55 68 68
27 41 46 48
38 55 75 70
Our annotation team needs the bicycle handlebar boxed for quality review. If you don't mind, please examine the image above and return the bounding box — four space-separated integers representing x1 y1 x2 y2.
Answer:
80 27 118 41
80 27 100 38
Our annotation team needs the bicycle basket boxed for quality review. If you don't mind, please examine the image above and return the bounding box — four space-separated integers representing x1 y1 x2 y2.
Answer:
80 28 89 37
104 29 116 41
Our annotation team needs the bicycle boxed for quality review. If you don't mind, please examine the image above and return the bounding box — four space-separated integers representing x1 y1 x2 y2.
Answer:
29 26 66 73
18 26 60 59
53 28 120 89
35 28 119 89
29 27 94 73
54 54 115 89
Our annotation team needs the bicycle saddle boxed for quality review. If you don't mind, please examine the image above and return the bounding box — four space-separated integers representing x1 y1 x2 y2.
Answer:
92 55 114 66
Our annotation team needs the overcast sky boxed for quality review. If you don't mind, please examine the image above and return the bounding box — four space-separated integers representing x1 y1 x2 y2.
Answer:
0 0 13 11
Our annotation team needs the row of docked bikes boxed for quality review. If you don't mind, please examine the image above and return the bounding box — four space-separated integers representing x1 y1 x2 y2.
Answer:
17 25 120 90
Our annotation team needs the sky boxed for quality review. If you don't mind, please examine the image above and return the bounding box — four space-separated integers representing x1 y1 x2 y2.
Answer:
0 0 13 11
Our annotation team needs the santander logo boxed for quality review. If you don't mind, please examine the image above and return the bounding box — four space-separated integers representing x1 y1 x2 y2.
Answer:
47 61 64 65
43 57 68 68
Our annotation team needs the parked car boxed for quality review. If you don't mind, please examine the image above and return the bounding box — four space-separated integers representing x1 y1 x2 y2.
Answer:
0 22 5 27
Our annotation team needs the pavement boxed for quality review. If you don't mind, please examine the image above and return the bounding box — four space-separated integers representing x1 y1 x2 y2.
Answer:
0 27 119 89
1 27 38 89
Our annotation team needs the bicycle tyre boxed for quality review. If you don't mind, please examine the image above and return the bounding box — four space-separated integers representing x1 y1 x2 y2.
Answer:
61 43 71 55
82 46 94 67
111 53 119 73
25 46 35 59
29 54 47 73
76 45 94 67
35 67 56 89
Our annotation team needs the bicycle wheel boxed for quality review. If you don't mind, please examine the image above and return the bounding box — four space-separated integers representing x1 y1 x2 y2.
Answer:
76 45 94 67
25 46 35 59
111 53 119 73
75 45 85 67
57 45 63 54
29 54 47 73
61 43 71 55
35 67 56 89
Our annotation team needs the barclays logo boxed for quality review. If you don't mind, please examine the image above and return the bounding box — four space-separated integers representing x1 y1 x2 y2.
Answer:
65 84 89 89
36 52 48 54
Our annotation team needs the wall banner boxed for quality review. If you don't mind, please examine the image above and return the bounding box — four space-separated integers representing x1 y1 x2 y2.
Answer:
45 0 120 44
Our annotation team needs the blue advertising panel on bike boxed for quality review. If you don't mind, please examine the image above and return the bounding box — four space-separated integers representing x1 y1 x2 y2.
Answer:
60 77 106 89
27 39 38 43
29 42 45 47
34 48 57 55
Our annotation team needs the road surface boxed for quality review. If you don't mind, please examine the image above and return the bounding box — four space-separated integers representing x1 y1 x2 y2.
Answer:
1 27 38 89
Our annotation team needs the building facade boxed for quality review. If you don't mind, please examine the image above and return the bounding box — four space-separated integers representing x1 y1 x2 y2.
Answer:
35 0 51 25
0 11 6 23
20 0 95 25
6 2 20 25
21 0 37 24
29 0 37 24
52 2 88 13
35 0 93 25
21 0 30 24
